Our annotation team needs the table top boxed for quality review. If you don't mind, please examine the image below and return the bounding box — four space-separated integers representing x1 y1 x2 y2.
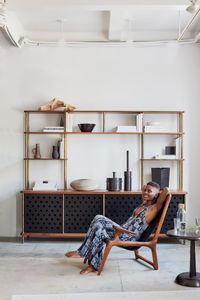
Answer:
167 229 200 241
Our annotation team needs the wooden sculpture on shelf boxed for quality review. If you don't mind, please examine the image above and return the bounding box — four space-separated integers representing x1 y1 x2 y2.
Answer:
38 98 76 111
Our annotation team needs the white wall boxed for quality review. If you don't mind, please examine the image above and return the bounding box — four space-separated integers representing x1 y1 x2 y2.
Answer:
0 32 200 236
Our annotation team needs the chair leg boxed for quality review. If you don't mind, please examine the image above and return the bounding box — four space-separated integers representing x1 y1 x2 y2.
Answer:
151 246 158 270
97 245 112 276
135 250 139 259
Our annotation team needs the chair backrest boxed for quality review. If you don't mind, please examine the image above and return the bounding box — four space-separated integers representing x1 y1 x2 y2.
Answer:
121 193 171 251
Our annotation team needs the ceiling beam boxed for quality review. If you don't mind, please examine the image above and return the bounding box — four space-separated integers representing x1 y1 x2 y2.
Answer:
108 10 123 41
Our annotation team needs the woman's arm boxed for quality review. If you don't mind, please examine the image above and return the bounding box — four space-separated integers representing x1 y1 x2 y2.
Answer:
155 187 170 212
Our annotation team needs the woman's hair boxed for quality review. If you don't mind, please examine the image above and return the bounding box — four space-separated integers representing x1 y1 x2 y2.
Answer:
146 181 160 191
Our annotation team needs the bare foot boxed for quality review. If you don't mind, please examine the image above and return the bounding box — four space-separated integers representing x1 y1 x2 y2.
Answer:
80 265 96 275
65 251 82 258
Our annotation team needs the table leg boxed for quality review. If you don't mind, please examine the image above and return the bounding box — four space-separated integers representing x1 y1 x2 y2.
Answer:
175 239 200 287
190 240 196 277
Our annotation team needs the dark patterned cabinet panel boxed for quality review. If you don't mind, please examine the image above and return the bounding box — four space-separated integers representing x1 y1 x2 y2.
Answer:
105 194 142 225
161 194 184 233
64 194 103 233
24 194 63 233
105 194 185 234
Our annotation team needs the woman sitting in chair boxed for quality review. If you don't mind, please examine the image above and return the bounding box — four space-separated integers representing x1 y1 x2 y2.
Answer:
65 182 169 274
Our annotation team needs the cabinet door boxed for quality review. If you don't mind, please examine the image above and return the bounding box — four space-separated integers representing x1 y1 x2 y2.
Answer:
24 194 62 233
105 195 142 225
105 194 184 234
64 194 103 233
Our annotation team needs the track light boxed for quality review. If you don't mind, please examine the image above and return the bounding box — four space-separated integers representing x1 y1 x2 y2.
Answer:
0 0 7 25
186 0 198 13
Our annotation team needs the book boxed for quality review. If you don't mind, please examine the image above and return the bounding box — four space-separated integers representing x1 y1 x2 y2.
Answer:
153 154 177 159
174 137 181 159
59 138 64 158
144 126 167 132
115 126 137 132
136 114 142 132
43 126 64 132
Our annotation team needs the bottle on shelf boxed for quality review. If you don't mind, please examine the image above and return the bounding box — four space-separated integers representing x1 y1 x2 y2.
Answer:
177 203 186 232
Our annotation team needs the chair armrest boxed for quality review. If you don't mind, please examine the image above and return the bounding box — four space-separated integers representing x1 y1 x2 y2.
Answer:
113 225 136 235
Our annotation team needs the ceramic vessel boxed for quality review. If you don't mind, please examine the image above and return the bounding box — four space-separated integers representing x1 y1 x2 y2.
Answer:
32 144 41 159
70 179 98 191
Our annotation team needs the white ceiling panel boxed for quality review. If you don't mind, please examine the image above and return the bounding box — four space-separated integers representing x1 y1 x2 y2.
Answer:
0 0 200 46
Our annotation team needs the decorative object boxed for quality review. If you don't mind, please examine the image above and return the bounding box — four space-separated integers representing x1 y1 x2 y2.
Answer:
32 144 41 159
60 115 64 126
78 123 96 132
33 180 58 191
106 172 122 191
67 114 73 131
151 168 170 189
124 150 132 191
38 98 76 111
70 179 98 191
52 145 59 159
165 146 176 155
57 138 64 158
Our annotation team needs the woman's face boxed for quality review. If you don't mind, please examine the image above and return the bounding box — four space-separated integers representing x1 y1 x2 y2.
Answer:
142 184 159 203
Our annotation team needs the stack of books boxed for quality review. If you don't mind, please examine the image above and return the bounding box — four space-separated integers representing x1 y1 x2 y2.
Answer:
153 154 176 159
136 114 143 132
144 126 168 132
43 126 64 132
115 126 137 132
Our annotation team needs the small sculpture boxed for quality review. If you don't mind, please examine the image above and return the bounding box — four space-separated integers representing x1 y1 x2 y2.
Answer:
38 98 76 111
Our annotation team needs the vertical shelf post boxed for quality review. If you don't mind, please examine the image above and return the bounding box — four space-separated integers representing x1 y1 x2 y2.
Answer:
103 112 105 132
62 194 65 233
25 112 29 190
103 194 105 216
141 113 144 188
64 111 67 189
22 193 24 243
179 112 183 191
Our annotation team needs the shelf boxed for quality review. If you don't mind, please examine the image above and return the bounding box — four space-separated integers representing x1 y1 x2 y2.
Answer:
20 189 187 195
143 132 183 135
24 131 65 134
24 131 184 135
141 159 184 161
24 158 67 160
24 110 184 114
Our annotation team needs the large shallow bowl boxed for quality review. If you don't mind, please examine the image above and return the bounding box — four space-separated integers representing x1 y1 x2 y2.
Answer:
70 179 98 191
78 123 96 132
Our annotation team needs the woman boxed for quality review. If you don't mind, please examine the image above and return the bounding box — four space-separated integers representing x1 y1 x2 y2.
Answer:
65 182 169 274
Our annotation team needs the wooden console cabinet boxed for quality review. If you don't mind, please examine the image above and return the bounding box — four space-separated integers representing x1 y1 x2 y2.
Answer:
21 190 186 242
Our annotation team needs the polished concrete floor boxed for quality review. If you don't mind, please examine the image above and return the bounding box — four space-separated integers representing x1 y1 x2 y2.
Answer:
0 237 200 300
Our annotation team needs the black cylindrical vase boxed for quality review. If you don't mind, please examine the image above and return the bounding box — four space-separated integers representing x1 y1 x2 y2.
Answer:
124 171 132 191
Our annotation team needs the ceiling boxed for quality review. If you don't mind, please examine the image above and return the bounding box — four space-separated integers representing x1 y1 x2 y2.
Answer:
0 0 200 47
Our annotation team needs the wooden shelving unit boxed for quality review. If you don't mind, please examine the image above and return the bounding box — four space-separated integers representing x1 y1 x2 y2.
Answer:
21 109 185 242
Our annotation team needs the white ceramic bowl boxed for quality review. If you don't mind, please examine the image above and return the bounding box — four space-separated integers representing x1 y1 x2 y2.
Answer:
70 179 98 191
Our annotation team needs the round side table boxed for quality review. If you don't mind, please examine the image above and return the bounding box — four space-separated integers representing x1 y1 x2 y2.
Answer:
167 229 200 287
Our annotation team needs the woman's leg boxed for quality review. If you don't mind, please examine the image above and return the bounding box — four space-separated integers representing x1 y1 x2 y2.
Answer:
77 215 118 272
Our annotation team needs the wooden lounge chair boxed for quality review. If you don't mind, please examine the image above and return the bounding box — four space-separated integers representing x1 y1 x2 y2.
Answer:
97 194 171 275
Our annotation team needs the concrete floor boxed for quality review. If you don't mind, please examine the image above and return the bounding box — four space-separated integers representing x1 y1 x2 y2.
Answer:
0 238 200 300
